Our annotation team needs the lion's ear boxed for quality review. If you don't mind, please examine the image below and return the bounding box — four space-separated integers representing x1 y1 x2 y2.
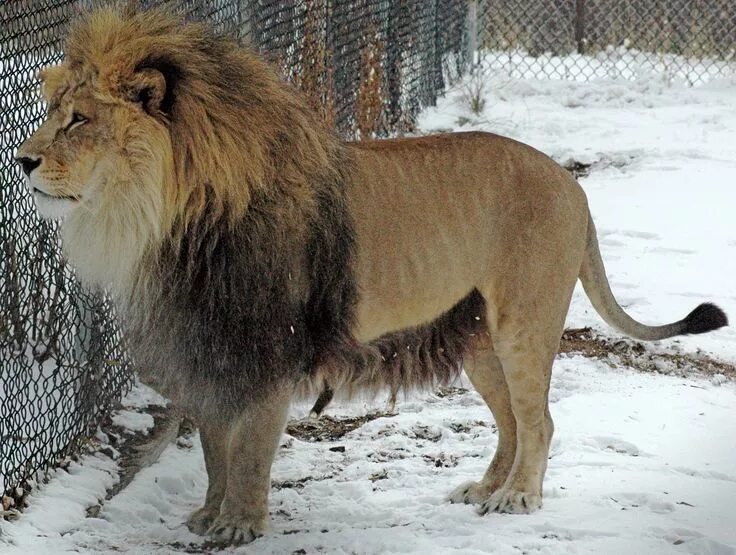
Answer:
129 57 181 117
127 68 168 116
37 65 67 101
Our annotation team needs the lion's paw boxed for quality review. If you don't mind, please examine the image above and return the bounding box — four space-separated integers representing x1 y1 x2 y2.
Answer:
206 512 269 545
447 480 493 505
478 488 542 515
186 506 219 536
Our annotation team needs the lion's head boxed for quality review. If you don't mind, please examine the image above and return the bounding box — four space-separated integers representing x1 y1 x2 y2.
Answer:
16 7 336 290
16 52 172 223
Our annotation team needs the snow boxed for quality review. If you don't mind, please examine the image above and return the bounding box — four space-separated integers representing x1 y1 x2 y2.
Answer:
2 67 736 553
3 368 736 554
111 411 155 435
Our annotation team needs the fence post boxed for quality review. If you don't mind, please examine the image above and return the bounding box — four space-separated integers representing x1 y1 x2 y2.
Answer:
575 0 586 54
468 0 478 65
238 0 252 44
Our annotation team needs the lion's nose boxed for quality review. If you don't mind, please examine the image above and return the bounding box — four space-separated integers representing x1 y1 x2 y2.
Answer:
15 156 42 177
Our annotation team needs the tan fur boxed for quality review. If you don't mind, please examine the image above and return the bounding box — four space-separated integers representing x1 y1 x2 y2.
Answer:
16 7 725 546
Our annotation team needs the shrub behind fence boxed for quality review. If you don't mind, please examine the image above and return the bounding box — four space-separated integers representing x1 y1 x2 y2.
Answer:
0 0 471 506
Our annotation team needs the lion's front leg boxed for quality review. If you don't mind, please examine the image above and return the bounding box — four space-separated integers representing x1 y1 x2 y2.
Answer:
206 384 292 546
187 422 228 535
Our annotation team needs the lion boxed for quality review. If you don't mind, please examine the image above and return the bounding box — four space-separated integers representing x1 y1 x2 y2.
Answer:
15 7 727 546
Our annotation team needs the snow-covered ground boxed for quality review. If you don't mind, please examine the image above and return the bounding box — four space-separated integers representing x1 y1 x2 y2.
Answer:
2 69 736 554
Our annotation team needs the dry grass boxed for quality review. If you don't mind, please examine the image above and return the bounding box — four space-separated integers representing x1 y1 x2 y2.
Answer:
286 411 393 442
293 0 336 130
357 27 386 139
561 327 735 380
460 66 487 116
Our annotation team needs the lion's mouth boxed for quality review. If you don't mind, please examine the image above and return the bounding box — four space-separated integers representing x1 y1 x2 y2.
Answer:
33 187 80 201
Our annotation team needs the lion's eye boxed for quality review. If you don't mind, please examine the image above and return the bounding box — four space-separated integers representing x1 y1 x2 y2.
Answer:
66 112 88 131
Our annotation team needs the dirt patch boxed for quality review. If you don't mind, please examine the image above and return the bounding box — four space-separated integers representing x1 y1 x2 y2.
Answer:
422 453 459 468
561 152 638 180
368 448 411 462
447 420 488 434
272 475 334 491
560 327 735 380
285 411 394 442
434 386 470 399
562 160 592 179
409 424 443 442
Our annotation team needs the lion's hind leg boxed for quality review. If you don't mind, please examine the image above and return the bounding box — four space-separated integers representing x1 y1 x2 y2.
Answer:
308 384 334 419
447 349 517 505
475 291 570 515
476 338 556 515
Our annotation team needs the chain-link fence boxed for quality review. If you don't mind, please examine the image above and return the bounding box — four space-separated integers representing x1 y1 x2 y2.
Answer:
0 0 471 507
478 0 736 84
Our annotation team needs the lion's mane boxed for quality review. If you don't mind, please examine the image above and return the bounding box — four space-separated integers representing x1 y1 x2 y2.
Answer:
64 8 487 419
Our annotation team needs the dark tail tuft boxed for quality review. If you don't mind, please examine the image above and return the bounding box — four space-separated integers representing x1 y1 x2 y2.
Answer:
681 303 728 335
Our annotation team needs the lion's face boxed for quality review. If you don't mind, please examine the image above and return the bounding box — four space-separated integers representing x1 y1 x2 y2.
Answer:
17 67 142 220
16 60 177 288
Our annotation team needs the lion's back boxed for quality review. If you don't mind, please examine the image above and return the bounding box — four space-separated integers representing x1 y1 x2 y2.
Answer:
347 130 585 206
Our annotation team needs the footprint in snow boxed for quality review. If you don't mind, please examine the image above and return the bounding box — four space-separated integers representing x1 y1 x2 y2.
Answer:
647 246 696 255
588 436 643 457
612 492 675 514
600 228 660 241
653 527 735 555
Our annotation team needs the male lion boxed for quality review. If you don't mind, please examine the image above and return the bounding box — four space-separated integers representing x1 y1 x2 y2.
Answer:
16 7 726 546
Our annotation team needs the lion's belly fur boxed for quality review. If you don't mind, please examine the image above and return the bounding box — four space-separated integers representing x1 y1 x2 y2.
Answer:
116 132 587 420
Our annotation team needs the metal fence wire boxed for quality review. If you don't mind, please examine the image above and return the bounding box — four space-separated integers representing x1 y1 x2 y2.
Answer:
478 0 736 84
0 0 471 506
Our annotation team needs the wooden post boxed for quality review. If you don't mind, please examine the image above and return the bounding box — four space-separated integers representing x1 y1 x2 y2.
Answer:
468 0 478 65
575 0 586 54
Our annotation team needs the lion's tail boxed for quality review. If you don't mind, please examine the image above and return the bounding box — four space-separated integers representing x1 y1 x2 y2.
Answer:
579 209 727 340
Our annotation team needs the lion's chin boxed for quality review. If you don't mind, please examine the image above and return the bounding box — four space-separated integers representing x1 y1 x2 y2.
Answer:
32 191 80 220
